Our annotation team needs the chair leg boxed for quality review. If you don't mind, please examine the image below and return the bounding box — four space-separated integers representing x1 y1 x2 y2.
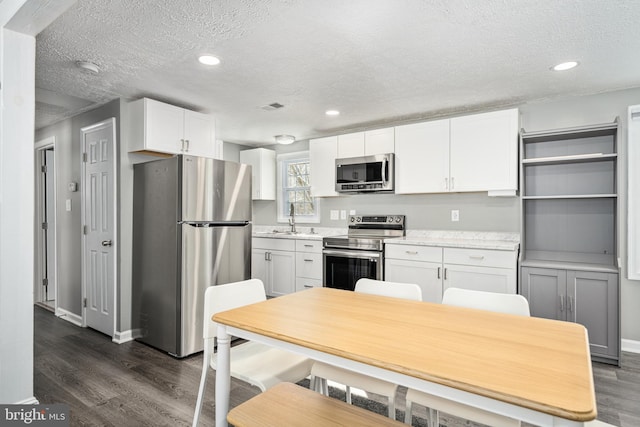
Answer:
345 385 352 404
404 399 413 425
322 378 329 396
309 375 316 392
192 344 212 427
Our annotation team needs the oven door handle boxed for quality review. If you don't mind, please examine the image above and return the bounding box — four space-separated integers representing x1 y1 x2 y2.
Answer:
323 249 381 260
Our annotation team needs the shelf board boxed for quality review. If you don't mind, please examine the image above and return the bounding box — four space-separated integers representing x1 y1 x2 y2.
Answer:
522 153 617 166
522 194 617 200
520 258 618 274
521 121 618 142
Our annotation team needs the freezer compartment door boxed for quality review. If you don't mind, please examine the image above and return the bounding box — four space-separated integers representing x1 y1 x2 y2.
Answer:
179 223 251 356
181 156 252 222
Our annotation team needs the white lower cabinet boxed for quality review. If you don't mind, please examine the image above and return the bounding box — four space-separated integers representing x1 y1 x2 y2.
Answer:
295 239 323 292
385 244 517 302
252 238 296 297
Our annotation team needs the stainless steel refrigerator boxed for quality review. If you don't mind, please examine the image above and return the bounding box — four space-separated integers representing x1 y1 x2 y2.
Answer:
132 155 251 357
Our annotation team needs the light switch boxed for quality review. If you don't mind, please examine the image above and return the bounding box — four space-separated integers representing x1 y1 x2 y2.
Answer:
340 210 347 220
330 210 339 220
66 199 72 212
451 210 459 222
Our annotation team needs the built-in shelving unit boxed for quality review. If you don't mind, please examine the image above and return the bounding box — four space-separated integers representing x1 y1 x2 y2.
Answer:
519 120 620 365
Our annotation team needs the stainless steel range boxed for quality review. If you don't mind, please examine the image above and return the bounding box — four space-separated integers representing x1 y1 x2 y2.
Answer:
323 215 406 291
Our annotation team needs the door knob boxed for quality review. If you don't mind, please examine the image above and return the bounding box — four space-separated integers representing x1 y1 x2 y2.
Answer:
101 240 113 247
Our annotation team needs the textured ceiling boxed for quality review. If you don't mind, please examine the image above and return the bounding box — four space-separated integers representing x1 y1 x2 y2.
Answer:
35 0 640 145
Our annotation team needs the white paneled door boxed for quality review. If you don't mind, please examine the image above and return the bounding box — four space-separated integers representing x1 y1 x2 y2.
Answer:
82 118 117 337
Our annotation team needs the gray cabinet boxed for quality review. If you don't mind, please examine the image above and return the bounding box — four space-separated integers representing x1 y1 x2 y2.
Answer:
521 267 619 362
519 121 620 364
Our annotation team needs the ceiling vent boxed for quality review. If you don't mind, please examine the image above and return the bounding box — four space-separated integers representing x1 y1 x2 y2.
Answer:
261 102 284 111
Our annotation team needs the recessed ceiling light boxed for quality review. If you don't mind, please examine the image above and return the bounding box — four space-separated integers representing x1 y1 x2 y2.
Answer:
551 61 579 71
198 55 221 66
325 110 340 116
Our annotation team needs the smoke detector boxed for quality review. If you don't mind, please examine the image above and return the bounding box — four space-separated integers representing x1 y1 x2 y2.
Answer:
76 61 100 74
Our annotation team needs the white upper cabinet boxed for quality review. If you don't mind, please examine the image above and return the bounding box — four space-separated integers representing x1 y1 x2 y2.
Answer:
128 98 216 158
450 108 518 194
337 132 365 158
309 136 339 197
337 127 395 158
395 119 450 194
240 148 276 200
395 108 518 195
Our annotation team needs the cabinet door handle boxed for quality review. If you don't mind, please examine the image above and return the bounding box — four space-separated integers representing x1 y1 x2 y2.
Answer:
264 252 269 261
185 139 190 152
567 296 573 313
469 255 485 260
444 268 448 280
181 138 185 151
444 177 449 190
437 267 441 279
405 250 418 255
560 295 565 312
451 177 455 189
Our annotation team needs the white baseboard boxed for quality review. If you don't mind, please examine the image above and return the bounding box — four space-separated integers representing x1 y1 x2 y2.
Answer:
55 308 83 327
15 396 39 404
622 338 640 354
112 329 137 344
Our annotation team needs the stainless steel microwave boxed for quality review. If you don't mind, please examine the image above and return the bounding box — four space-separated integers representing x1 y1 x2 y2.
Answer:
335 153 394 193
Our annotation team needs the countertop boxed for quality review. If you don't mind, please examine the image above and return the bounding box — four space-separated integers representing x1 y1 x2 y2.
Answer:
386 230 520 251
252 226 520 250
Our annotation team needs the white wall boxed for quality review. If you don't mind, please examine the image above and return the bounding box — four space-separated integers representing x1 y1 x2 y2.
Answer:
0 27 36 404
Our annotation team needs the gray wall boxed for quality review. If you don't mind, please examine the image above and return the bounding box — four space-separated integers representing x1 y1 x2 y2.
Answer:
35 99 121 322
247 87 640 342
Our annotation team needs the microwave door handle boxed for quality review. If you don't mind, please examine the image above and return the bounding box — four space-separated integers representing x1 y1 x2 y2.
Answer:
381 158 387 185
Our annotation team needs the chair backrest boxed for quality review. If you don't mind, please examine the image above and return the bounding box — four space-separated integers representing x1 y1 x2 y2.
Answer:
441 287 530 316
355 278 423 301
203 278 267 339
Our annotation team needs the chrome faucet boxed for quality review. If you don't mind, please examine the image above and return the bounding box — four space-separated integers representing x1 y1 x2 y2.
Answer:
288 203 296 233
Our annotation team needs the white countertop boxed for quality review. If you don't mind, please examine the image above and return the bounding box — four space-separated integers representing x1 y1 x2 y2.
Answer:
386 230 520 251
252 226 519 250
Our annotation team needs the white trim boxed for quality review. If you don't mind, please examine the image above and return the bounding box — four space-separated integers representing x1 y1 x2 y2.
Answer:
14 397 39 405
80 118 118 338
33 137 57 310
112 329 137 344
55 307 83 327
628 105 640 280
621 338 640 354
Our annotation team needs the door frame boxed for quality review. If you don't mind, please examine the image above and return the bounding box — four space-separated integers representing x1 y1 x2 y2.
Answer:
80 117 118 335
34 136 57 310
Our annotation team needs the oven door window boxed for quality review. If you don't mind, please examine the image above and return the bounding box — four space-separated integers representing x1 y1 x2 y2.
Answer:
324 253 380 291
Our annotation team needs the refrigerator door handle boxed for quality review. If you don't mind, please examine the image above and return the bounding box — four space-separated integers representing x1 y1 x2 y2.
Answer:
179 220 250 227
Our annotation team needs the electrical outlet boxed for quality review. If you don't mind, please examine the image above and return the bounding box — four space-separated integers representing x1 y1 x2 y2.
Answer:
330 210 339 220
66 199 72 212
340 210 347 220
451 210 459 222
349 210 356 215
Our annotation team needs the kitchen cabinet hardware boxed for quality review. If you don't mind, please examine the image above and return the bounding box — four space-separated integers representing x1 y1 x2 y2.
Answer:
469 255 485 260
405 250 418 255
304 259 313 262
101 240 112 247
437 267 441 279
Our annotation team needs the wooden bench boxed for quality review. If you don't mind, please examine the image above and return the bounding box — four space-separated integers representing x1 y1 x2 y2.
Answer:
227 382 405 426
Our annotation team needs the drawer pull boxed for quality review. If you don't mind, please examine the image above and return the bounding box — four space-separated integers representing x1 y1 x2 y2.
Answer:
304 259 314 262
304 244 314 248
405 250 419 255
469 255 485 260
304 285 314 288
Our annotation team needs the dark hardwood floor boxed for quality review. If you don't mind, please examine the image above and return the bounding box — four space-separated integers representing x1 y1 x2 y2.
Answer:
34 306 640 426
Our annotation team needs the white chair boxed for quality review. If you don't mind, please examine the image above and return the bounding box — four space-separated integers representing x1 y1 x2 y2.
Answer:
404 287 529 427
192 279 313 426
310 278 423 419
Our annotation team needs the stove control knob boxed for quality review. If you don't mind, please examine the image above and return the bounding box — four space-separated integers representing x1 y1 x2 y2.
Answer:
350 217 356 222
387 216 393 223
396 216 402 223
356 216 361 222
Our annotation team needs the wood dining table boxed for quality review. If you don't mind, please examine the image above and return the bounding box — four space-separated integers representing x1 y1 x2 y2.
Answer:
212 287 596 427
